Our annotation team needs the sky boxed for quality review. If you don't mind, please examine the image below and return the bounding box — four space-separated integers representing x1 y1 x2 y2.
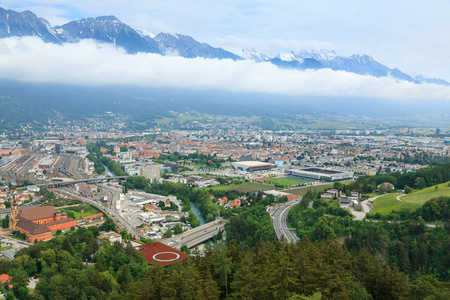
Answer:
1 1 450 101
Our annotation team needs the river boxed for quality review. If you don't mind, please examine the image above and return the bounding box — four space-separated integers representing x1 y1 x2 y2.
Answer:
103 164 114 177
189 201 206 225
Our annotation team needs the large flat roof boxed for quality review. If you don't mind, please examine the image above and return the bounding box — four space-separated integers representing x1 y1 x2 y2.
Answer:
134 242 189 267
232 161 275 167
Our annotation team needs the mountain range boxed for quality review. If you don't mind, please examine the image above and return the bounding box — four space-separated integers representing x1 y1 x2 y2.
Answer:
0 7 448 85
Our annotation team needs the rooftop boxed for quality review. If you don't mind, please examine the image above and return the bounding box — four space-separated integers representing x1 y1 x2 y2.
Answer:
134 242 189 267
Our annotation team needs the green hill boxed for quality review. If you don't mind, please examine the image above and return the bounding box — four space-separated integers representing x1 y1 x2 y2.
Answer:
371 181 450 214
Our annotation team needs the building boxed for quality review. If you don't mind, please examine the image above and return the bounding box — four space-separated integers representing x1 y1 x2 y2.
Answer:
134 242 189 267
141 163 161 182
0 274 12 290
98 231 123 244
55 143 61 154
231 161 276 172
289 167 353 182
10 206 77 243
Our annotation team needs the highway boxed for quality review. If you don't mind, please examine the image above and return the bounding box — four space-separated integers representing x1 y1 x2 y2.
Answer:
272 199 301 243
162 220 227 249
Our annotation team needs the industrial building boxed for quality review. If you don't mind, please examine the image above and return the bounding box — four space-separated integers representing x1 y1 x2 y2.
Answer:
288 167 353 182
231 161 276 172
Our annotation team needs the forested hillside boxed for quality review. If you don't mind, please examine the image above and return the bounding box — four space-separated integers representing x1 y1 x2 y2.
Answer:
2 226 450 300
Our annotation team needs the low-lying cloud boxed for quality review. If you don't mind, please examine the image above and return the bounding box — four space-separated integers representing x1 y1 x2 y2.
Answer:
0 36 450 101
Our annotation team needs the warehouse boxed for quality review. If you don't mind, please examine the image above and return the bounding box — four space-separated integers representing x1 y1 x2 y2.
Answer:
289 167 353 182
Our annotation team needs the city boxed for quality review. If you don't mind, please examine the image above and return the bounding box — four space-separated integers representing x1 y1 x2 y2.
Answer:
0 1 450 299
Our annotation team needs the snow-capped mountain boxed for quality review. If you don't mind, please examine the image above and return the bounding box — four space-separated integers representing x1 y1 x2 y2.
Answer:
55 16 161 54
241 49 419 83
155 32 241 60
238 48 278 62
410 74 450 86
0 6 448 85
0 7 62 43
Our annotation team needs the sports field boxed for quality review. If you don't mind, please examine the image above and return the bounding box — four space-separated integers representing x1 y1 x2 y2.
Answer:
371 181 450 214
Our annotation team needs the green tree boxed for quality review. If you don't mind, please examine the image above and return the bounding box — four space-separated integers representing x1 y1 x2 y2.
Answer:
212 245 232 298
39 187 46 196
164 228 173 238
378 184 386 195
174 224 183 235
404 185 412 194
415 177 426 190
180 245 191 255
5 291 14 300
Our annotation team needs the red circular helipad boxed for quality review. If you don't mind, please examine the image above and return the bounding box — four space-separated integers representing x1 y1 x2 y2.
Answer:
152 252 181 262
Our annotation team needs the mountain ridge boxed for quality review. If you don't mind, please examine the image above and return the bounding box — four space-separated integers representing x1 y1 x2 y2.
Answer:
0 7 448 85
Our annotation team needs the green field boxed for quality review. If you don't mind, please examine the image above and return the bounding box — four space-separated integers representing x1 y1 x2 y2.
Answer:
261 178 297 186
281 177 312 183
370 194 421 214
58 205 100 219
401 182 450 203
204 182 274 192
371 181 450 215
282 184 333 196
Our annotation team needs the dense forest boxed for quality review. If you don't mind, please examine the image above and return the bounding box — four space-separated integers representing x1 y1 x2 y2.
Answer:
288 189 450 282
2 226 449 299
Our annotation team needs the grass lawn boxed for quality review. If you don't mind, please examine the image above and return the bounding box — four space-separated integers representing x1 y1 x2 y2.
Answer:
7 234 26 241
281 177 312 183
371 193 422 215
262 178 297 186
401 182 450 204
329 200 340 208
204 182 274 193
0 246 13 251
58 205 101 219
282 184 333 196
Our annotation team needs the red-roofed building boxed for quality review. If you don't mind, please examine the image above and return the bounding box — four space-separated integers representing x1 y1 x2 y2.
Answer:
228 199 241 208
285 194 300 201
134 242 189 267
0 274 12 290
10 206 77 243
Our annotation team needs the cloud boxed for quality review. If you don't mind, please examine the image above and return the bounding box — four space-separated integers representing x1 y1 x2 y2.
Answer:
0 36 450 101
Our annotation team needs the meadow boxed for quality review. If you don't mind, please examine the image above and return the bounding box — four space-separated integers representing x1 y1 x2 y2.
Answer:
370 181 450 214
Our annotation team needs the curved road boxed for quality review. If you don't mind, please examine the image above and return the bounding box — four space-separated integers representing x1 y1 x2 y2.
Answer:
273 199 300 243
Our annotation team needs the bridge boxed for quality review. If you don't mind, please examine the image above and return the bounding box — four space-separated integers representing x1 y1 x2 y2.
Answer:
161 220 227 249
36 176 128 188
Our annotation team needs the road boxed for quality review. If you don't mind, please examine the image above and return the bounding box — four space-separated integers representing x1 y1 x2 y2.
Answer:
272 199 301 243
37 176 128 188
162 220 227 249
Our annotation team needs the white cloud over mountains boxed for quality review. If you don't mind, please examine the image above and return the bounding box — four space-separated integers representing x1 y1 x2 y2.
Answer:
0 37 450 101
